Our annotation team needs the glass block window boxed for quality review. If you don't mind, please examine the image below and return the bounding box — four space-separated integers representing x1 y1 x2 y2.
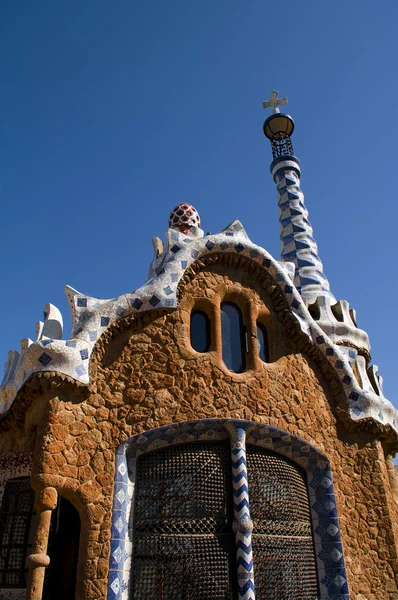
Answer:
257 323 269 363
246 445 319 599
190 310 211 353
220 302 246 372
132 441 237 600
0 477 35 588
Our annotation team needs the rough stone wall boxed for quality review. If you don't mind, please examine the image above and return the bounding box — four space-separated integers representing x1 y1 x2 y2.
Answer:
0 264 397 599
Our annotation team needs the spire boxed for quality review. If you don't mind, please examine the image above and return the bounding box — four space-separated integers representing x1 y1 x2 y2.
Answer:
262 91 335 304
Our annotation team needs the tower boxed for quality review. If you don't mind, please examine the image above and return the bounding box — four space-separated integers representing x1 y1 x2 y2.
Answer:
0 95 397 600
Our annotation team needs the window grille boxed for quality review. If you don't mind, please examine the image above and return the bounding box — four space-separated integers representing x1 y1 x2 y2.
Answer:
131 441 319 599
132 441 237 599
0 477 35 588
246 445 318 599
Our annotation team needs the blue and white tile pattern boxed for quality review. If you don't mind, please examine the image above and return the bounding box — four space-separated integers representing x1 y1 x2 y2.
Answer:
108 419 350 600
0 218 397 439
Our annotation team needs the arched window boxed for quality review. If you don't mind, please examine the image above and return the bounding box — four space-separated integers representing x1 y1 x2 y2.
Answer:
256 323 269 363
220 302 245 372
0 477 34 587
131 441 236 599
246 445 318 599
112 420 348 600
190 310 211 353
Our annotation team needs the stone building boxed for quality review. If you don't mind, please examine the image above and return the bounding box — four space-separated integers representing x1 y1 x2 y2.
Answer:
0 93 397 600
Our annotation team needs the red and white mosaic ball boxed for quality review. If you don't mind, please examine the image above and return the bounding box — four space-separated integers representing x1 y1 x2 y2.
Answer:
168 203 201 234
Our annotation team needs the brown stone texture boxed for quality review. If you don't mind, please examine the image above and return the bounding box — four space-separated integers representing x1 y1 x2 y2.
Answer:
0 260 398 599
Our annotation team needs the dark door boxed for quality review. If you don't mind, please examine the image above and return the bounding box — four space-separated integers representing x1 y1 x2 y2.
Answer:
44 497 80 600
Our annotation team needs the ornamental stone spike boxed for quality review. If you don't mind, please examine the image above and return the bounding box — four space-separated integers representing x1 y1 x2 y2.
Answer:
262 90 335 304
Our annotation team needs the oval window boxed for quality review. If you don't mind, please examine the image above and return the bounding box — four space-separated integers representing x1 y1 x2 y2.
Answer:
221 302 246 372
190 311 211 353
257 323 269 363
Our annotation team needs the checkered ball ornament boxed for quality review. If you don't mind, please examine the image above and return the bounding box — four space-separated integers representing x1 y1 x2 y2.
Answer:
168 203 200 234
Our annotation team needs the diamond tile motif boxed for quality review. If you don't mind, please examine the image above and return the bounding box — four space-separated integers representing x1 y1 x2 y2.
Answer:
75 364 86 376
115 488 126 505
131 298 143 310
330 548 343 562
327 524 339 537
80 349 89 360
118 463 127 476
38 353 52 366
77 297 87 307
101 316 110 326
115 517 124 534
149 295 160 307
112 546 122 563
110 578 120 594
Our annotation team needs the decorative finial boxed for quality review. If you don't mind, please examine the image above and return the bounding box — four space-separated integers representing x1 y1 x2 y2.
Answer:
262 90 288 114
262 91 295 160
169 203 201 235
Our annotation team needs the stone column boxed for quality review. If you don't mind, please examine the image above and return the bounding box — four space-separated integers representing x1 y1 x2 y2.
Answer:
25 487 58 600
229 426 255 600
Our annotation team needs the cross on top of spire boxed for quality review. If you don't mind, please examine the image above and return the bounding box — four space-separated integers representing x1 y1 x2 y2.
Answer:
262 90 288 114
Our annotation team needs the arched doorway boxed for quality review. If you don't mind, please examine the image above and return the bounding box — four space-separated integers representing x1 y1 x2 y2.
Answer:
43 496 80 600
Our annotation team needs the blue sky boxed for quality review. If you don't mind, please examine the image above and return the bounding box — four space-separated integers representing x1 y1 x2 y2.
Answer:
0 1 397 404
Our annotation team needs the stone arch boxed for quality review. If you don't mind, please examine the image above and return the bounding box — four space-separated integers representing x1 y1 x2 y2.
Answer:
107 419 349 599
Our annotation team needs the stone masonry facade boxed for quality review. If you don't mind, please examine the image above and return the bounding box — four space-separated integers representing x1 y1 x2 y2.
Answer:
0 263 397 599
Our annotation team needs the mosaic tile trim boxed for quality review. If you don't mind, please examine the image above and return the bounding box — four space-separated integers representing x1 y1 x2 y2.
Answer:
272 157 335 304
1 219 397 439
228 426 255 600
108 419 350 600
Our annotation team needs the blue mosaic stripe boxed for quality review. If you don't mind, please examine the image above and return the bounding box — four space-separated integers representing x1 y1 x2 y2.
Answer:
273 158 335 304
230 427 256 600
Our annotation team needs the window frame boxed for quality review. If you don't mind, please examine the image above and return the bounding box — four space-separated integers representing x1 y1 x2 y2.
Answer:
108 419 349 600
185 293 274 374
0 476 35 589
